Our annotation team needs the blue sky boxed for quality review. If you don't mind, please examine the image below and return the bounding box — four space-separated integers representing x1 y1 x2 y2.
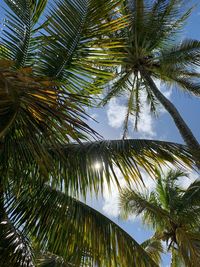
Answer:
87 2 200 266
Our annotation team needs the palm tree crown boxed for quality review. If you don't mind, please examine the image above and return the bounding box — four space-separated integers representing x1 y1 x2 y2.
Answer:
102 0 200 161
120 169 200 266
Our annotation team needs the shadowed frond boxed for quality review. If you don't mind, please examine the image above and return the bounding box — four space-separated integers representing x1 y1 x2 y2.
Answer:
0 62 98 189
36 249 96 267
164 76 200 96
46 139 195 196
176 228 200 267
141 237 163 264
181 179 200 208
1 138 195 197
0 211 35 267
171 247 184 267
159 39 200 68
5 185 158 267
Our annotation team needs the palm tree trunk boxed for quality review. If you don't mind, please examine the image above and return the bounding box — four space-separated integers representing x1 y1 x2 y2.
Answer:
140 68 200 165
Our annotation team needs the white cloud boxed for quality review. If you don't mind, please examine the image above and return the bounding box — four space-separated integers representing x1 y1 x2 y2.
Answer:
177 169 199 189
135 95 156 139
102 168 125 217
106 79 172 139
106 98 126 128
106 95 156 139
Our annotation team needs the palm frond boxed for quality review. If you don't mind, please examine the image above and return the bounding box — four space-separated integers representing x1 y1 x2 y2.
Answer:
0 60 19 138
31 0 48 25
101 71 133 106
155 169 186 212
176 228 200 267
181 179 200 207
38 0 127 92
0 210 35 267
35 249 92 267
36 254 68 267
155 171 169 211
49 139 194 196
119 187 172 229
147 2 192 49
0 67 98 190
145 83 158 115
159 39 200 68
5 184 158 267
169 77 200 96
155 62 200 96
123 83 136 139
127 0 192 51
141 237 163 264
121 74 141 138
2 0 47 67
2 138 195 197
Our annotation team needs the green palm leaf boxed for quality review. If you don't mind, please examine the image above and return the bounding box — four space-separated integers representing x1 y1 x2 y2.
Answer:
141 237 163 264
2 0 47 67
0 70 97 188
2 138 194 197
120 187 172 229
181 179 200 210
5 184 158 267
176 228 200 267
38 0 127 90
171 247 183 267
159 39 200 67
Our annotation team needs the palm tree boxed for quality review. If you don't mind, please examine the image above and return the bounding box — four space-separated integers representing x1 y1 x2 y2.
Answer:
0 0 197 266
120 169 200 266
101 0 200 162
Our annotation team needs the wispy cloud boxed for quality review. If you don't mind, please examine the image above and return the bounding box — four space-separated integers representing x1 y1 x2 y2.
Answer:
106 98 126 128
106 80 172 139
